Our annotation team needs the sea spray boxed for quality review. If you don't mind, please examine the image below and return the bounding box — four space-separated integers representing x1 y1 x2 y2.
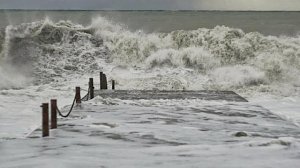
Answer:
145 47 220 70
0 18 108 89
0 27 5 55
90 17 300 94
208 65 266 89
0 16 299 96
0 26 30 89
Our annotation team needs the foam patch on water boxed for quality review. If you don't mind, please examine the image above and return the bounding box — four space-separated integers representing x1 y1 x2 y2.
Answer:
209 65 266 89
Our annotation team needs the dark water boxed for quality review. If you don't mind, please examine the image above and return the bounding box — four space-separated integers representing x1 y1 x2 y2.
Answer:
0 10 300 36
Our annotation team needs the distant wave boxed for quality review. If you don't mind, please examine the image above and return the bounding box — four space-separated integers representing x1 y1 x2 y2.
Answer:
0 16 299 96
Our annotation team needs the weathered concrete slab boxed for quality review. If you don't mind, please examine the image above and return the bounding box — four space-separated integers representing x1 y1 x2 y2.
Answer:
94 90 248 102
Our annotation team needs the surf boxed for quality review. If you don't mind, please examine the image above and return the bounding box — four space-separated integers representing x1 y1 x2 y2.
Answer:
0 16 299 97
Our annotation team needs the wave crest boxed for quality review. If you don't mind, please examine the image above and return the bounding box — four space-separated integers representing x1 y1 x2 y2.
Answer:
0 16 299 95
0 18 107 87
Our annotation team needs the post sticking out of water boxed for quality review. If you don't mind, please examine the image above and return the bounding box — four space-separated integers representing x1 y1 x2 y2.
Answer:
103 74 108 90
100 72 108 90
89 78 94 99
75 87 81 104
42 103 49 137
50 99 57 129
112 80 115 90
100 72 103 90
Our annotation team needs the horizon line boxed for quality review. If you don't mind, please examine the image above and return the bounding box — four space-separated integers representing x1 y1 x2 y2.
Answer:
0 9 300 12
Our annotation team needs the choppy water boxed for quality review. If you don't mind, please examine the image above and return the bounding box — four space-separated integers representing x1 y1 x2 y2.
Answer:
2 99 300 167
1 11 300 166
0 10 299 96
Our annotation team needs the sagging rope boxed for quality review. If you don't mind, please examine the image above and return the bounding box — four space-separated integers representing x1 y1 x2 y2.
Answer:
57 86 90 118
57 97 76 118
81 87 90 102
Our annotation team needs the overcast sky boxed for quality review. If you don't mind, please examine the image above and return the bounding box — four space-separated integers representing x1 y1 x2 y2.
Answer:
0 0 300 11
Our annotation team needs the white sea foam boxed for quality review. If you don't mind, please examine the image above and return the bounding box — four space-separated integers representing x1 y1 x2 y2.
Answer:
0 16 299 95
0 15 299 125
89 17 300 95
0 17 300 167
0 65 30 89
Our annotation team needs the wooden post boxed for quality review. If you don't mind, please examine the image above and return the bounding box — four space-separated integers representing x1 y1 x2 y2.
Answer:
100 72 104 90
75 87 81 104
89 78 94 99
50 99 57 129
103 74 108 90
42 103 49 137
112 80 115 90
100 72 108 90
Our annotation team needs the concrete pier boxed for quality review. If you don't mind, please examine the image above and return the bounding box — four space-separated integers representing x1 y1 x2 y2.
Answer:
94 90 248 102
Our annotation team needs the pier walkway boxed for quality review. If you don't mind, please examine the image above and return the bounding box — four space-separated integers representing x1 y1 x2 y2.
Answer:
1 94 300 167
94 90 248 102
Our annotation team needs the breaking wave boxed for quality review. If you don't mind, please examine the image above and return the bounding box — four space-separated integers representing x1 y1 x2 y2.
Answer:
0 16 299 96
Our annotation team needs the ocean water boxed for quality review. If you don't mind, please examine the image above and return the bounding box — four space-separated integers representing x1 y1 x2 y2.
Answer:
1 10 300 35
0 10 299 146
1 10 300 167
1 11 300 92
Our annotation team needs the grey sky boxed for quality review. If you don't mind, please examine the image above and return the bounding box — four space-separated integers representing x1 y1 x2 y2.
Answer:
0 0 300 11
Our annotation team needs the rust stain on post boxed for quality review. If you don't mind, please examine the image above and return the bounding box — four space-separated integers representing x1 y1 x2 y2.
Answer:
42 103 49 137
50 99 57 129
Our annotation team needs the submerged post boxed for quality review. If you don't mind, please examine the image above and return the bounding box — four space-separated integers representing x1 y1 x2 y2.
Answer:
112 80 115 90
75 87 81 104
41 103 49 137
50 99 57 129
89 78 94 99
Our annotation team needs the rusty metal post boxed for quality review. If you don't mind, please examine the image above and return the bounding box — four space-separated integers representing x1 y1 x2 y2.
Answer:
50 99 57 129
42 103 49 137
100 72 104 90
112 80 115 90
89 78 94 99
75 87 81 104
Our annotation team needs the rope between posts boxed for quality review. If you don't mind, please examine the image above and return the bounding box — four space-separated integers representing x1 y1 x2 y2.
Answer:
57 96 76 118
56 86 90 118
81 86 90 101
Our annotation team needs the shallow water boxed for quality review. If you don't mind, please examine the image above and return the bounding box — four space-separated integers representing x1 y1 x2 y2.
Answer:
1 99 300 167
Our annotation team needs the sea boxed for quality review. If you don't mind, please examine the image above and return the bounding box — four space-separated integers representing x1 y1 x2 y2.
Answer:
0 10 300 167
